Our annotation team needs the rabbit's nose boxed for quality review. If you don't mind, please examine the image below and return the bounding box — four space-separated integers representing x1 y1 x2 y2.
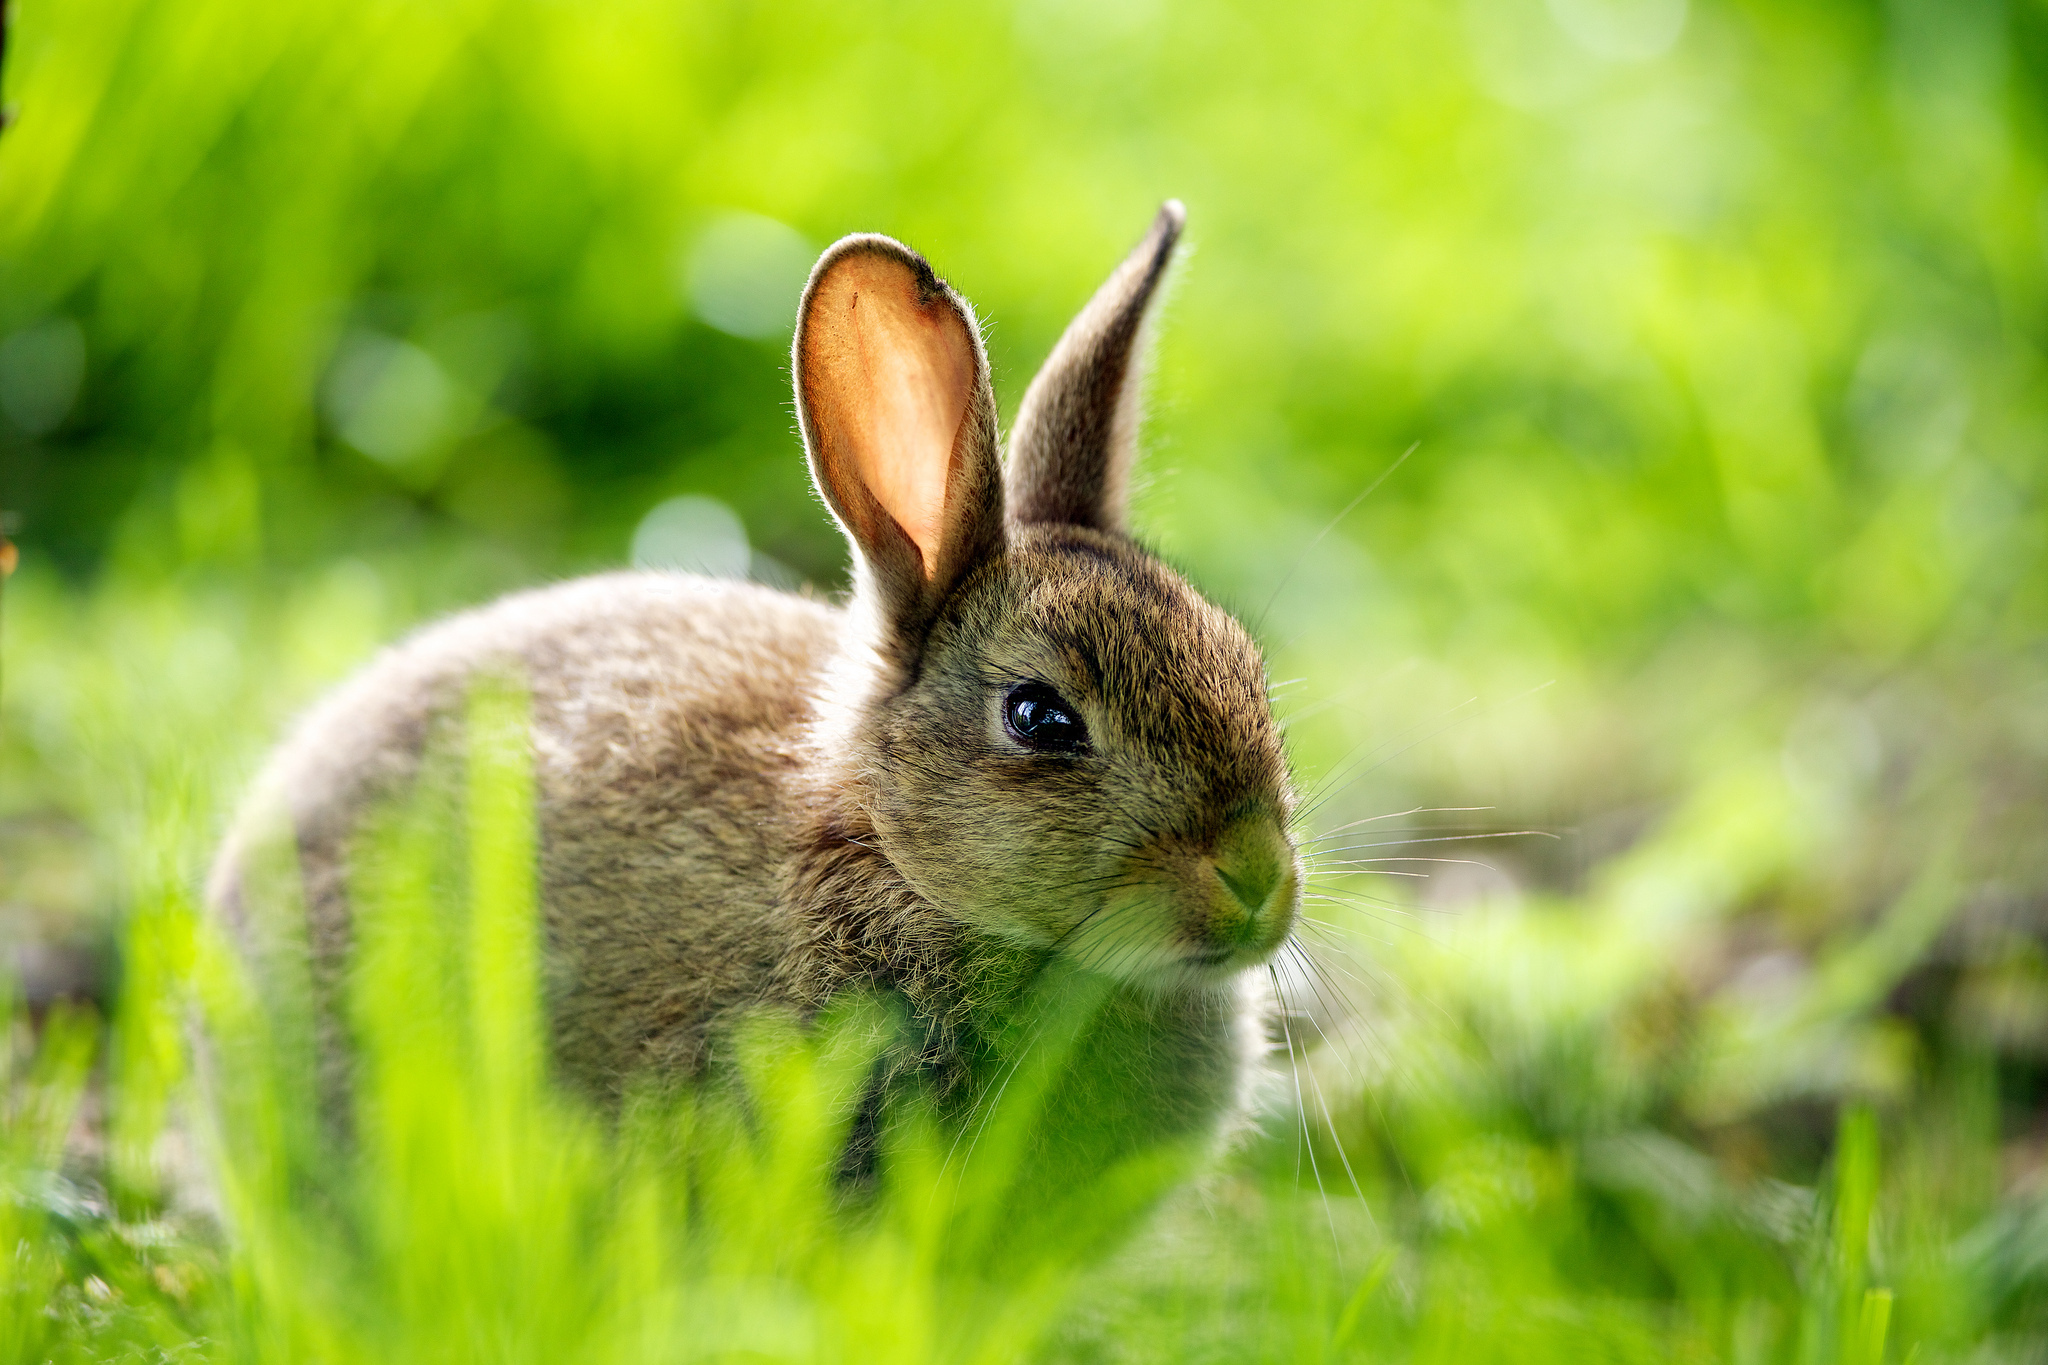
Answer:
1207 816 1298 945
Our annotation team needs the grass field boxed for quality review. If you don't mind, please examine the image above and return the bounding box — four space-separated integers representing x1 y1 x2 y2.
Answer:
4 561 2046 1364
8 0 2048 1357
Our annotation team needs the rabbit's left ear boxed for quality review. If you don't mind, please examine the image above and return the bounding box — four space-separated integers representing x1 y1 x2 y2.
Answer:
796 235 1005 640
1006 201 1184 534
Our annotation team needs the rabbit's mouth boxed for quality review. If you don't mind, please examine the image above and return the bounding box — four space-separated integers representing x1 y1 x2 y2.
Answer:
1176 930 1290 978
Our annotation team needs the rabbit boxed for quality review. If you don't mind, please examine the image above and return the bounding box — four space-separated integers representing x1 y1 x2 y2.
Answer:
207 201 1302 1174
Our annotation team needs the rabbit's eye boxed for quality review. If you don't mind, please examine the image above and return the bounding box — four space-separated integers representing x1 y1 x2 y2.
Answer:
1003 681 1089 754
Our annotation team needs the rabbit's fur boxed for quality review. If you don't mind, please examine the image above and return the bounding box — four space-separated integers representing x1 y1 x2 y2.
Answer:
209 203 1301 1159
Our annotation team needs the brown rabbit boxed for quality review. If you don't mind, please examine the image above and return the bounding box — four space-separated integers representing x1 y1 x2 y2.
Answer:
208 202 1301 1171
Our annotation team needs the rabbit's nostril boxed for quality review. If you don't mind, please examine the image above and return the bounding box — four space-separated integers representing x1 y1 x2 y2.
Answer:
1215 861 1279 915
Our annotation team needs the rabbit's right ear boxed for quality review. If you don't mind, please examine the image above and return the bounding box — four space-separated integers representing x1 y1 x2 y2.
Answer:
795 235 1006 645
1005 201 1184 534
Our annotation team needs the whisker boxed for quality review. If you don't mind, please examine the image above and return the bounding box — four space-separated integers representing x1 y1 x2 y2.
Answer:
1304 892 1426 922
1080 901 1162 982
1268 963 1341 1261
1300 827 1521 848
1306 830 1554 854
1281 944 1371 1224
1306 806 1498 839
1271 659 1423 733
1293 697 1479 821
1301 917 1402 951
1294 679 1558 826
1286 931 1382 999
1308 861 1477 873
1254 441 1419 637
1304 836 1495 852
1280 937 1356 1030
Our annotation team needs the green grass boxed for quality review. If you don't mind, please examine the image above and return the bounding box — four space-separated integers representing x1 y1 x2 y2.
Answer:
6 0 2048 1356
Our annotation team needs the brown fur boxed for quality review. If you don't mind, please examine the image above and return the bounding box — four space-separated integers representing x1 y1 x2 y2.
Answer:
209 205 1300 1157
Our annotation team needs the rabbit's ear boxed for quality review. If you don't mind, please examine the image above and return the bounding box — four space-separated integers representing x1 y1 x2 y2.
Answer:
796 235 1005 636
1006 201 1184 533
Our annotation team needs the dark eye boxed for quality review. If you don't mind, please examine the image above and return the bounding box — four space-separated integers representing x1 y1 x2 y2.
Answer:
1003 681 1090 754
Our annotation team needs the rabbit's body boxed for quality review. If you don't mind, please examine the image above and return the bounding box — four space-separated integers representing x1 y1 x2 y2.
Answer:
212 204 1299 1171
211 574 837 1100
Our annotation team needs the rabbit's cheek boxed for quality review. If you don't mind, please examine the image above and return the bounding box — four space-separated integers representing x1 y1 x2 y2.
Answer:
1057 884 1188 983
861 785 1097 944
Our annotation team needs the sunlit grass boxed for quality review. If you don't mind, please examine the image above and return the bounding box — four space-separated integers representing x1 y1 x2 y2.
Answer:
5 0 2048 1353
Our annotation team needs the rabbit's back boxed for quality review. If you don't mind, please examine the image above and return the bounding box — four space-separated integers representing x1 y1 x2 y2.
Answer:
210 571 842 1100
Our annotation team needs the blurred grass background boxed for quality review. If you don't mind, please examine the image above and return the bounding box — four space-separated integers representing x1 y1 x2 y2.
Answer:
4 0 2048 1359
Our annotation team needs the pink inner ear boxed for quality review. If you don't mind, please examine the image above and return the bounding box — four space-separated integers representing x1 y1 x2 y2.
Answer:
813 254 974 577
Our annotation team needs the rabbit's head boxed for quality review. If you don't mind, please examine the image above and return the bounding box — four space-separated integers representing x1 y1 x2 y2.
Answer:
795 204 1297 992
